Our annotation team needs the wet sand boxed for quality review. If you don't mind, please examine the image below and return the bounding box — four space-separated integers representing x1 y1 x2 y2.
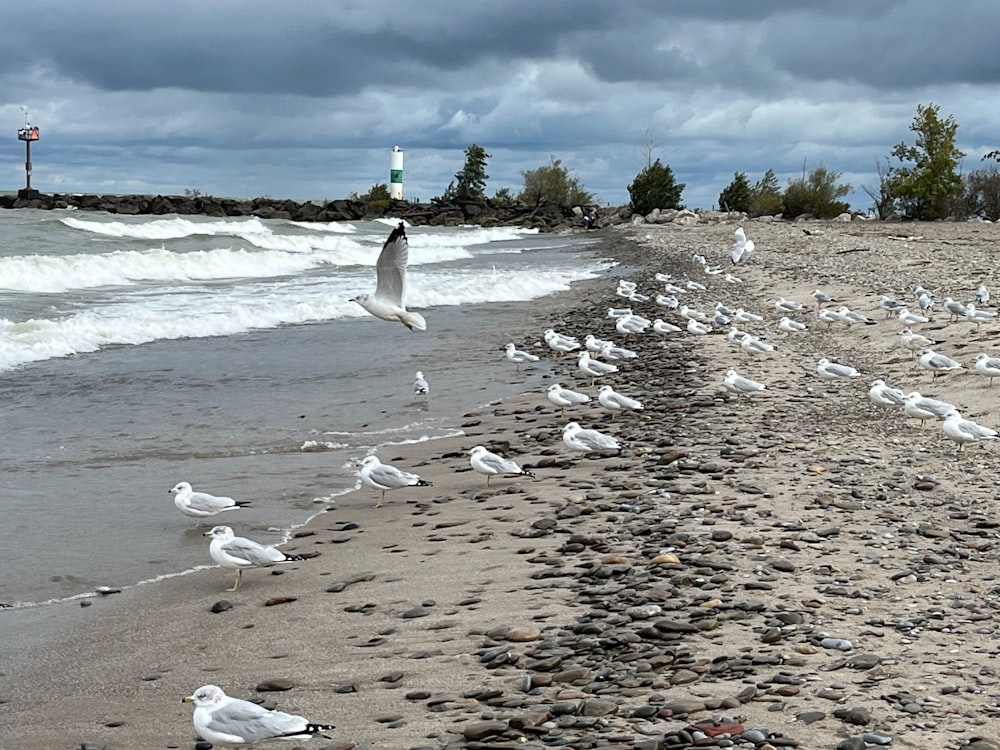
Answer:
6 219 1000 750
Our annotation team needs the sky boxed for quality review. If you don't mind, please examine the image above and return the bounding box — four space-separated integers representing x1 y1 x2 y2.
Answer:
2 0 999 211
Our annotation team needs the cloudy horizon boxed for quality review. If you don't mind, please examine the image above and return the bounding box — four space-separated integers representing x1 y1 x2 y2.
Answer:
2 0 999 211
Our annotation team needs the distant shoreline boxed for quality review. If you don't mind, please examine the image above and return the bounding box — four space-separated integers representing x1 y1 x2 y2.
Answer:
0 190 595 232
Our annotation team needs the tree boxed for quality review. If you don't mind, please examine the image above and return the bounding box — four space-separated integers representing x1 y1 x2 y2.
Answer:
518 156 594 206
718 171 752 213
781 165 852 219
748 169 782 217
964 165 1000 220
863 159 897 219
493 186 514 204
453 144 491 201
889 103 965 220
627 159 684 215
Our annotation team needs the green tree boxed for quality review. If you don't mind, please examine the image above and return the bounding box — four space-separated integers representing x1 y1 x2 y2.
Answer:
518 156 594 206
964 165 1000 220
493 186 514 204
453 144 491 201
627 159 685 215
889 103 965 220
748 169 782 217
781 165 852 219
718 171 752 213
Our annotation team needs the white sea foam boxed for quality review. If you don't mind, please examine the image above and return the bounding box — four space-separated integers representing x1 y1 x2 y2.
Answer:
0 261 608 371
61 215 273 240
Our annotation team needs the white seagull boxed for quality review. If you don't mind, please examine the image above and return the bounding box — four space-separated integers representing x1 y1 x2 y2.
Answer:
903 391 957 428
868 378 906 407
469 445 535 486
941 409 998 452
597 384 644 416
545 328 582 354
168 481 250 523
184 684 335 747
816 357 861 381
740 334 775 356
562 422 624 455
976 285 990 305
577 350 619 383
585 333 612 353
600 342 638 361
974 353 1000 385
899 328 935 358
204 525 312 592
723 369 766 398
897 308 929 326
413 371 429 397
778 316 807 333
350 222 426 331
836 306 876 325
775 297 806 313
965 302 997 327
731 226 755 265
546 383 591 416
878 295 907 318
615 314 650 335
812 289 836 310
358 455 432 507
918 348 963 379
686 318 712 335
505 342 539 369
943 296 969 321
652 319 682 334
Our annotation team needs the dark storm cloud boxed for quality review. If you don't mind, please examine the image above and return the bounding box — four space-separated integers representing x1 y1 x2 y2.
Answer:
2 0 998 207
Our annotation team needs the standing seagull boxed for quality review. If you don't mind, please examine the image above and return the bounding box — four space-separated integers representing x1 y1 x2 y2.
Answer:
168 481 250 524
357 455 432 507
468 445 535 486
562 422 624 455
183 684 335 746
974 353 1000 385
204 525 313 592
941 409 998 452
816 357 861 381
413 371 429 397
597 384 644 417
723 369 766 399
546 383 591 416
505 342 539 369
350 222 426 331
918 348 963 379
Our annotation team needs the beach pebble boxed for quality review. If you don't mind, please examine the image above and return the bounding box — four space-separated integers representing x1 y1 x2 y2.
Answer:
210 600 232 613
255 678 294 691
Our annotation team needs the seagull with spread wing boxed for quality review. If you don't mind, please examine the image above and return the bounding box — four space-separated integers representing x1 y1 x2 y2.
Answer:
351 222 426 330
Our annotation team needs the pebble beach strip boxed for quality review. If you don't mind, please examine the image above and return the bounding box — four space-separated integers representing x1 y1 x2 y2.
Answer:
402 221 1000 750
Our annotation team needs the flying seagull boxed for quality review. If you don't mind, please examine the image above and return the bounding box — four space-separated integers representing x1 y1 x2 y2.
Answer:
350 222 426 331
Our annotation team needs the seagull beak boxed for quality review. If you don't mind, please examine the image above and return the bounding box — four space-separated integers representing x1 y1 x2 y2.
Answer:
182 695 194 703
202 530 212 537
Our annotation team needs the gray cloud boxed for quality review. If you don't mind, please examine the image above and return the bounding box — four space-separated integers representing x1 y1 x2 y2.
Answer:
2 0 998 209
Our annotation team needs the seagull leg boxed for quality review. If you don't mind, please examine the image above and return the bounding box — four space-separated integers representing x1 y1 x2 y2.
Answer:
375 490 385 509
227 569 242 592
486 475 492 487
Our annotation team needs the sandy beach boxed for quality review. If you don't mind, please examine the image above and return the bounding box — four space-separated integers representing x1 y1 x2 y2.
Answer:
6 218 1000 750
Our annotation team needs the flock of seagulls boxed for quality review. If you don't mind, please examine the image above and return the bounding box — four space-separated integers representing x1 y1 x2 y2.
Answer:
173 222 998 744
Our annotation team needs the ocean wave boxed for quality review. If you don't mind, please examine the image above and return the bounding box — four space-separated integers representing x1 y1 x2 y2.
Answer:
0 261 607 372
61 215 273 240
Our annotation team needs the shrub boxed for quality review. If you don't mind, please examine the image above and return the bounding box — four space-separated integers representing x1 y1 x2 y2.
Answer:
519 157 594 206
718 171 752 213
781 165 851 219
627 159 684 215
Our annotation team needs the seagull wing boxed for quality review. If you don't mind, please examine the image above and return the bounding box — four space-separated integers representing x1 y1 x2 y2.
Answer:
369 463 419 488
373 223 408 306
220 537 286 566
186 491 235 514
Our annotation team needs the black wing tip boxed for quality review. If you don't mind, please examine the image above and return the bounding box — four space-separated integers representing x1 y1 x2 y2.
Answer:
416 479 433 487
386 222 407 245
